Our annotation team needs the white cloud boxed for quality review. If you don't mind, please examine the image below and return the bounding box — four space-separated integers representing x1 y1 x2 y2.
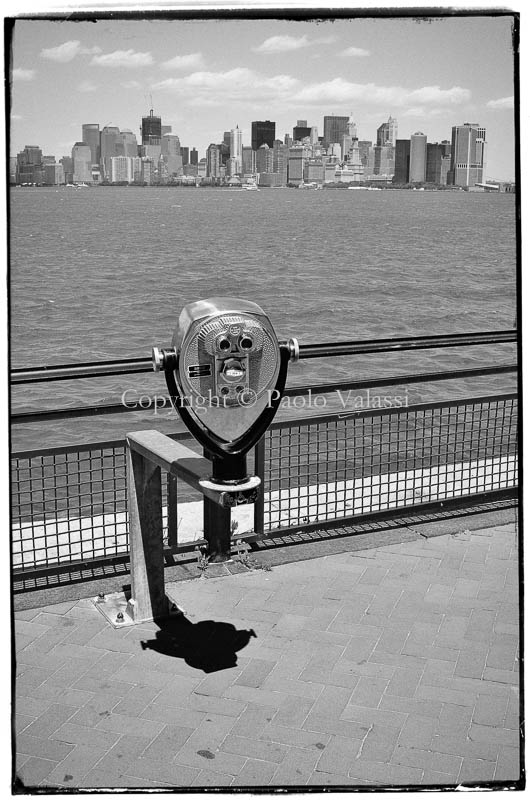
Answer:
254 35 310 53
487 95 514 110
339 46 370 57
41 40 101 62
152 67 471 115
12 68 35 81
161 52 205 70
121 80 142 89
91 50 154 68
78 80 97 93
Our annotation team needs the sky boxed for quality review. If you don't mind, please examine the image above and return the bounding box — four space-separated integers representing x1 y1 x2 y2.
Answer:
8 12 518 181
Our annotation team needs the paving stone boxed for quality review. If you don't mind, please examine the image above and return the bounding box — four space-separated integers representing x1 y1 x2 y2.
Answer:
272 695 315 728
18 756 64 789
231 758 278 786
472 694 508 727
270 747 320 785
454 648 487 679
96 712 165 738
458 757 496 785
45 744 109 788
50 721 121 750
398 715 436 748
16 733 75 762
348 757 423 786
379 693 442 719
234 657 275 688
359 724 400 762
392 745 462 776
385 666 424 698
22 703 76 738
468 723 520 748
494 746 522 782
260 723 330 750
316 734 363 775
141 724 195 762
172 743 246 775
349 676 389 708
192 769 234 787
122 756 200 786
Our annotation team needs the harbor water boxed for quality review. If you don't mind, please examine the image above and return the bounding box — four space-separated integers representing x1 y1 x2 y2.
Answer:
10 186 517 451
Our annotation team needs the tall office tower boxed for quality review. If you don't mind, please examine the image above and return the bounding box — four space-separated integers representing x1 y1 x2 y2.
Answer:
393 139 411 183
162 134 183 176
251 120 276 151
190 148 198 166
293 123 311 142
426 141 452 184
345 139 364 182
357 140 372 169
161 125 172 135
72 142 92 183
117 129 138 158
44 163 65 186
273 141 289 185
372 145 395 176
310 126 319 145
206 144 221 178
141 109 162 145
82 123 100 165
449 123 486 186
141 157 155 185
16 145 43 183
60 155 73 183
131 156 142 182
256 144 274 174
409 132 427 182
100 125 120 179
287 147 304 185
323 115 349 148
181 146 189 166
230 126 243 174
242 146 256 174
110 156 133 183
376 116 398 147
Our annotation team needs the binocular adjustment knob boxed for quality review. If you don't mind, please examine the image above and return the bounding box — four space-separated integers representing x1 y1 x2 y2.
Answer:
288 338 300 363
152 346 176 372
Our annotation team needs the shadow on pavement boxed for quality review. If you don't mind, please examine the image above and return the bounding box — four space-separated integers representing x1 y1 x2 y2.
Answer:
141 614 257 673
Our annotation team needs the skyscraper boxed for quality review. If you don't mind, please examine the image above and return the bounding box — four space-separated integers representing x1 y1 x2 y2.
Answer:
72 142 92 183
449 123 486 186
393 139 410 183
206 144 221 178
82 123 100 165
409 132 427 183
99 126 120 180
251 120 275 151
293 123 311 142
426 141 452 184
230 126 243 174
376 116 398 147
141 109 162 146
323 115 349 149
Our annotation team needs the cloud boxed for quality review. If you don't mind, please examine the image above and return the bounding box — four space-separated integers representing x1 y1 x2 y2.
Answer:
121 80 142 89
254 35 310 53
152 67 298 107
41 40 101 62
12 68 35 81
78 80 97 93
487 95 514 110
161 52 206 70
339 46 370 57
152 67 471 115
91 49 154 68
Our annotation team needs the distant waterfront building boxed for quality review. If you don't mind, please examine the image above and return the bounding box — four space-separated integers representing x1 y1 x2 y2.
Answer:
409 132 427 183
256 144 274 175
60 156 73 184
117 129 138 158
293 123 311 142
287 147 305 185
323 115 349 149
426 140 452 184
230 126 243 174
376 116 398 147
110 156 133 183
141 109 162 146
304 159 325 184
100 126 120 180
449 123 486 187
162 134 183 177
206 144 221 178
43 163 65 186
251 120 276 151
181 147 189 166
393 139 410 183
242 146 256 175
372 145 395 176
72 142 92 183
141 157 155 185
190 148 199 166
16 145 43 184
9 156 17 184
82 123 100 166
273 141 289 185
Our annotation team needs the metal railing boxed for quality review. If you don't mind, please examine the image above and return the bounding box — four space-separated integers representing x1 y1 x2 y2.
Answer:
10 331 519 589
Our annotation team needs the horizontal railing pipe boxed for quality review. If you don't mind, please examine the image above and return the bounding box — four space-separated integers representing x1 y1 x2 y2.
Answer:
10 363 517 424
10 330 517 384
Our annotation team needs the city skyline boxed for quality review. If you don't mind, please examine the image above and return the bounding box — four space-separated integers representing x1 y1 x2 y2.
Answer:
9 15 516 180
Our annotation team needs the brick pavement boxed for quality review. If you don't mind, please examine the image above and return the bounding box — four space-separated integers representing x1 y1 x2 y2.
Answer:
14 523 522 790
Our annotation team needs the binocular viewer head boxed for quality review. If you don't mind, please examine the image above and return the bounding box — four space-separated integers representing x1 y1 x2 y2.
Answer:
153 298 298 474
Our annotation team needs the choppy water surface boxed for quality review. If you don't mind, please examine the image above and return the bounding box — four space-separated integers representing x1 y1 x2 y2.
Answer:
10 186 517 449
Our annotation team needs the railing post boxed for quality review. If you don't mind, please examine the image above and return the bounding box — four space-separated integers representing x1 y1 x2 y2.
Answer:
166 473 179 548
254 438 266 535
125 443 168 622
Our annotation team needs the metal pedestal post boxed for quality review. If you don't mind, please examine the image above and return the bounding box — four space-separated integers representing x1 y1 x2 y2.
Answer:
203 496 232 562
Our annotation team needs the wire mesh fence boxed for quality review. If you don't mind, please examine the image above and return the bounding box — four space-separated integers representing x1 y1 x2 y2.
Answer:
11 393 518 579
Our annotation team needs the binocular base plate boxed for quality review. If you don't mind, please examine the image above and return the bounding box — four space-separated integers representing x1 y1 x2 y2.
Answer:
199 475 261 493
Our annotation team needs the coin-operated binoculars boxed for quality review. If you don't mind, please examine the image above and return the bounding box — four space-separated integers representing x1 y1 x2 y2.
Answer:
153 297 299 561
